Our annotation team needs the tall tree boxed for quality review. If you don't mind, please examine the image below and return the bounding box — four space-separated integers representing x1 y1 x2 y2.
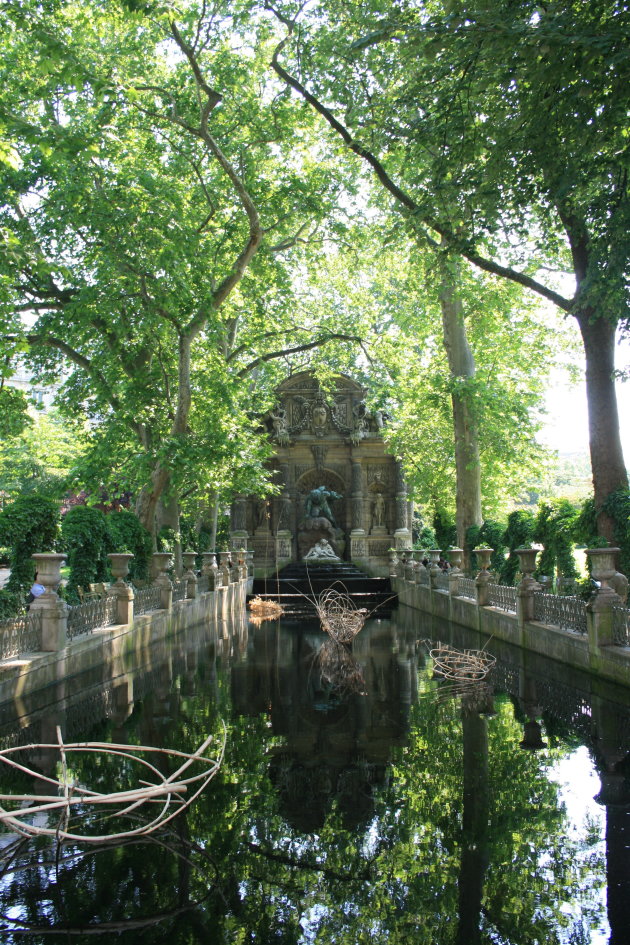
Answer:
265 0 629 538
0 0 358 537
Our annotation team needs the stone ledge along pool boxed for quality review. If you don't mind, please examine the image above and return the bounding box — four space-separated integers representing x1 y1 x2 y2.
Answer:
0 603 628 944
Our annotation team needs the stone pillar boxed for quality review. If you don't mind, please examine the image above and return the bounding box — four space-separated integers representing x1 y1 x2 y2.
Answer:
107 552 135 625
182 550 198 599
350 461 364 531
405 551 416 584
31 553 68 651
389 547 398 577
428 549 442 589
515 546 541 626
152 552 173 611
235 548 247 581
586 547 622 648
447 547 463 595
202 551 222 590
276 463 292 534
474 547 493 606
218 551 231 586
394 460 411 550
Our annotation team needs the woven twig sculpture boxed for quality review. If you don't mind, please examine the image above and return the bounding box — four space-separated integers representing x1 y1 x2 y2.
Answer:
0 725 225 843
248 596 284 619
315 588 367 643
429 642 496 682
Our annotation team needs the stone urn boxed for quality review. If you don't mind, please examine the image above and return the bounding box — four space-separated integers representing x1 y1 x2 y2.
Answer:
474 546 493 574
182 550 197 574
447 547 463 574
586 547 620 587
515 546 538 579
520 719 547 751
107 553 134 585
202 551 218 574
586 547 621 605
31 553 66 597
152 552 173 585
428 549 441 568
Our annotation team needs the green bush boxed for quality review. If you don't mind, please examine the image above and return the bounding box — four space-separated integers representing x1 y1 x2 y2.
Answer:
61 506 111 602
0 494 60 593
433 510 456 552
0 589 25 619
603 489 630 577
502 509 536 585
414 523 437 550
105 510 152 581
533 500 579 582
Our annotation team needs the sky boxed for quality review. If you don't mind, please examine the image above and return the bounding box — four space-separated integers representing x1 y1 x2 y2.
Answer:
539 337 630 458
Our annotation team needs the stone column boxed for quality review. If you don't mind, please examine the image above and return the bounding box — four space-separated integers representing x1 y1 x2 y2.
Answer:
394 461 411 550
350 461 364 531
152 552 173 611
474 547 493 606
107 552 134 625
31 553 68 651
182 550 198 599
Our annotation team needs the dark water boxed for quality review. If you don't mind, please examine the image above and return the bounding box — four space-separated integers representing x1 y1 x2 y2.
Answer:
1 603 630 944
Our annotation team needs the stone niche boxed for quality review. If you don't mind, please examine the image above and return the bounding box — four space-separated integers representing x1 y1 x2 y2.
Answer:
230 372 412 577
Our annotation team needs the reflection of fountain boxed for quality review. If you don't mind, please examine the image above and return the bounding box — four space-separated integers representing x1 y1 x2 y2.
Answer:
231 619 414 833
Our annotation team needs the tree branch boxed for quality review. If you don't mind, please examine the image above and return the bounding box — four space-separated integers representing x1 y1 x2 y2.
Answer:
269 28 573 313
236 332 368 377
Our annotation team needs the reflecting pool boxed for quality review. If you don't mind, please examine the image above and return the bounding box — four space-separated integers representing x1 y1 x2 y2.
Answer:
0 604 629 944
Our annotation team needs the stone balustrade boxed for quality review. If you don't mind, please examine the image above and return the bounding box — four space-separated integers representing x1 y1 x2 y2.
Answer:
0 548 254 658
393 545 630 687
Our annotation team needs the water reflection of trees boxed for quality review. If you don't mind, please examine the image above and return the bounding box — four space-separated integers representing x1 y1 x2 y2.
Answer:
0 615 624 943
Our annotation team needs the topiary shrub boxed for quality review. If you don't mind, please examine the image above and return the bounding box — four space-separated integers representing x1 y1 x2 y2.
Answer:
533 500 579 583
105 510 152 581
0 494 60 593
433 510 456 552
502 509 536 585
61 506 111 603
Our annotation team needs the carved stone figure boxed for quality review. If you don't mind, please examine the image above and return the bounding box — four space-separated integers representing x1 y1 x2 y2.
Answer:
271 407 290 445
304 539 339 560
304 485 342 527
371 493 385 528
